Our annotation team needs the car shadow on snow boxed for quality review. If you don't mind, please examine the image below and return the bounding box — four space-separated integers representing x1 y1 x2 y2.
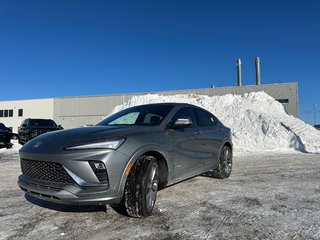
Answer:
25 194 107 213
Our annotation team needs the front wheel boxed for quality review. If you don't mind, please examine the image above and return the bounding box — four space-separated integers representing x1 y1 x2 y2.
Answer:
211 145 233 179
113 155 159 218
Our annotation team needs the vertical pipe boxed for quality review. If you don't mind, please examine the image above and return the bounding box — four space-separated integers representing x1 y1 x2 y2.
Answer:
237 58 242 86
255 57 261 85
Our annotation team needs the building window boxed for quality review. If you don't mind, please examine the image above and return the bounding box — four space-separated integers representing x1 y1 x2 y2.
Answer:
276 99 289 104
0 109 14 117
18 109 23 117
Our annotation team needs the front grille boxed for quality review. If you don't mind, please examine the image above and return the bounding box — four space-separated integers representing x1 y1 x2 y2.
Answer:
21 159 74 184
0 134 5 141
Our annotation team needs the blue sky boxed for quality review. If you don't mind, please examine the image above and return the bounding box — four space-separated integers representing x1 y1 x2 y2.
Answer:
0 0 319 124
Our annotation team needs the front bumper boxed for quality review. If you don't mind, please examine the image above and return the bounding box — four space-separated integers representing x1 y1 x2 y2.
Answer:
18 175 120 205
18 149 131 205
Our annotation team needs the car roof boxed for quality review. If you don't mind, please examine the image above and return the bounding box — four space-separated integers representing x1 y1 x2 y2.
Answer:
132 102 211 112
132 102 198 108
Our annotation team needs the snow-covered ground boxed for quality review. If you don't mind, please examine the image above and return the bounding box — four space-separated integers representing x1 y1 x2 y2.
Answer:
0 140 21 156
112 92 320 154
1 152 319 240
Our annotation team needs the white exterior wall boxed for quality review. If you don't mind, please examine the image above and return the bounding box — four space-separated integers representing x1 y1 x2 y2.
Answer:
0 99 54 133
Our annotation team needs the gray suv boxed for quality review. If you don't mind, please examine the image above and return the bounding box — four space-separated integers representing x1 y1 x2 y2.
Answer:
18 103 232 217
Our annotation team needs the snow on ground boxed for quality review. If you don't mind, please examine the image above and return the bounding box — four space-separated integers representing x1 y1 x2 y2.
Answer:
0 140 21 156
111 92 320 154
1 153 320 239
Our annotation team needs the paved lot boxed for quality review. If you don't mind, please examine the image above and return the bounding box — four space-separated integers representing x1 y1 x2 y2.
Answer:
0 151 319 240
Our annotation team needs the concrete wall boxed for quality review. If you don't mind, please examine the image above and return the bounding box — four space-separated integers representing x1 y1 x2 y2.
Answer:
53 83 298 129
0 99 54 133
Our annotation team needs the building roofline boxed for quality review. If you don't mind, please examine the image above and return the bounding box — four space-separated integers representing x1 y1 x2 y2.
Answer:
0 82 298 102
55 82 298 100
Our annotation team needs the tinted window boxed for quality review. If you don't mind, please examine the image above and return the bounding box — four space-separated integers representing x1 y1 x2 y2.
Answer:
29 119 57 127
170 107 196 127
0 123 6 130
9 109 13 117
0 110 3 118
194 108 217 127
4 110 8 117
18 109 23 117
98 104 174 126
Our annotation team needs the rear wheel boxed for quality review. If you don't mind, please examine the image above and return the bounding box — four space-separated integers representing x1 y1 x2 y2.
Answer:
211 145 232 179
112 155 159 218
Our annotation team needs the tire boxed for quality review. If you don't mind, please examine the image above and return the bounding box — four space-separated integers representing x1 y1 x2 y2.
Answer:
211 145 232 179
113 155 159 218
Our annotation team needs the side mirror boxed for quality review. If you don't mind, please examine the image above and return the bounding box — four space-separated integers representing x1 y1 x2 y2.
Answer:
58 125 63 129
170 118 193 129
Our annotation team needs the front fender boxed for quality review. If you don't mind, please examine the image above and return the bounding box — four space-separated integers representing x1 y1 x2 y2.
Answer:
116 144 172 199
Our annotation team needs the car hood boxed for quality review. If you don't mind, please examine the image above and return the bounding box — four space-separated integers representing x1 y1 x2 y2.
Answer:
20 125 152 154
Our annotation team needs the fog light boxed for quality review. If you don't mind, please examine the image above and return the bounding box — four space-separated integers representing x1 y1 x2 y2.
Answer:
94 162 106 170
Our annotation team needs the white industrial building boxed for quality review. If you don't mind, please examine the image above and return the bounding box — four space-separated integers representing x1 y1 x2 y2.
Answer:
0 82 298 133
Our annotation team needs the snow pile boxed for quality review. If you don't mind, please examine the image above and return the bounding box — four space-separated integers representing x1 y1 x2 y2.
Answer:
0 140 21 156
111 92 320 154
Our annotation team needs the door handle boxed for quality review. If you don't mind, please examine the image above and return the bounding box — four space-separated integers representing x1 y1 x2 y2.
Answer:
195 130 201 135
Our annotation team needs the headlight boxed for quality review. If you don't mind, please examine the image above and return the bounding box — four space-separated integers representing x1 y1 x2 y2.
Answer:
64 138 125 150
30 130 38 138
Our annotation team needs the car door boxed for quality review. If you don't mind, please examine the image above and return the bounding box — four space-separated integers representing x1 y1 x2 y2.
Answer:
165 107 205 180
193 108 224 169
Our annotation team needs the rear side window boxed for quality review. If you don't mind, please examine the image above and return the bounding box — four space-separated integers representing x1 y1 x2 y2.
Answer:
194 108 217 127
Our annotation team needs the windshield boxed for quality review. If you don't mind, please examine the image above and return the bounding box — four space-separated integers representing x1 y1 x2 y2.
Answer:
30 119 57 127
97 104 174 126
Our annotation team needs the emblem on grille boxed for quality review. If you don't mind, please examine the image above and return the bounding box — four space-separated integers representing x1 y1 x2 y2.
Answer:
33 141 42 148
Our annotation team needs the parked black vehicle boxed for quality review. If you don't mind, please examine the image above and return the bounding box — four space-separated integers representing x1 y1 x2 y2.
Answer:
0 123 13 149
18 118 63 145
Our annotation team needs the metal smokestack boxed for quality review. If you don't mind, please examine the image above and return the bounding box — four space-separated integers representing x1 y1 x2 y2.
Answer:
255 57 261 85
237 58 242 86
